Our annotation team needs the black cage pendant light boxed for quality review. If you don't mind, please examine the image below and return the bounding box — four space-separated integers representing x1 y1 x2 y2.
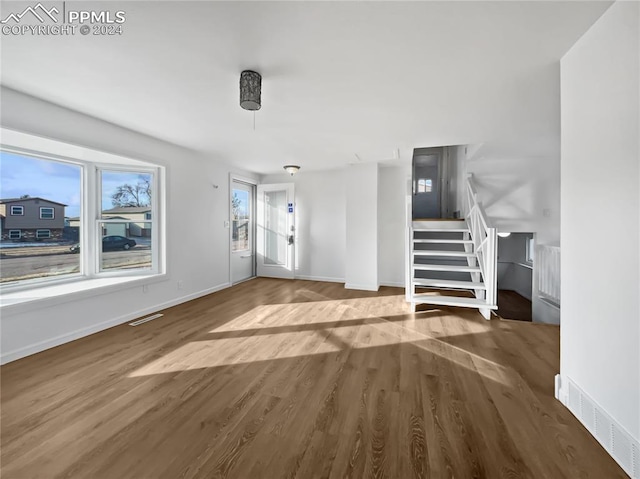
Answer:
240 70 262 111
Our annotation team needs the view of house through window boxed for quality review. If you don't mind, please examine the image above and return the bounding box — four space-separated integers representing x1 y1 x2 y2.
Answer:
0 151 81 283
100 170 153 272
232 189 250 252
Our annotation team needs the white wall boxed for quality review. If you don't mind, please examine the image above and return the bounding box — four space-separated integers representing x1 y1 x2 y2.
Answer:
263 165 408 288
561 0 639 449
261 169 347 283
378 165 410 287
0 87 258 363
345 163 379 290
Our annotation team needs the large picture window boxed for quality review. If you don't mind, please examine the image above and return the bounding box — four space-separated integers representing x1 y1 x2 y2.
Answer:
0 151 81 284
0 143 162 288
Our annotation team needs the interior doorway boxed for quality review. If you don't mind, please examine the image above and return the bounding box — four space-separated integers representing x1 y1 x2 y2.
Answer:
230 177 256 284
496 233 534 321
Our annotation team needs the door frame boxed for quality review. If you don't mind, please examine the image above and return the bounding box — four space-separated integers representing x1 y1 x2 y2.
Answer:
229 174 258 285
256 182 296 279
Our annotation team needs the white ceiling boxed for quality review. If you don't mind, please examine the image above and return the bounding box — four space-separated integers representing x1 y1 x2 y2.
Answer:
0 1 611 174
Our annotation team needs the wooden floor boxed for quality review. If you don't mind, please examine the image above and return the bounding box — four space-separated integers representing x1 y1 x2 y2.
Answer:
1 279 625 478
496 289 533 322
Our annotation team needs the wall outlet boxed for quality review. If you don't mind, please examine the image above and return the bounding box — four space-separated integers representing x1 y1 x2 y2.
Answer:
142 284 149 294
177 280 184 290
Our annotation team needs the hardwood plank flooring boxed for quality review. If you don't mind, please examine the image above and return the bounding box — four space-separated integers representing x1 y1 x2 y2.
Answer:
0 278 626 478
496 289 533 322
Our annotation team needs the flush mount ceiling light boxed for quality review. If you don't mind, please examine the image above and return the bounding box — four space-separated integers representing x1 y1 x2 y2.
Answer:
497 232 512 238
240 70 261 111
283 165 300 176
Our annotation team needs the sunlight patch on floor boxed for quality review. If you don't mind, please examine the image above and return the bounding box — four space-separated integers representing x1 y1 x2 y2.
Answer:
130 295 515 387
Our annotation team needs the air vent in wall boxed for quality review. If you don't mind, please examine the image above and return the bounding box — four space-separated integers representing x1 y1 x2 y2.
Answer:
560 375 639 478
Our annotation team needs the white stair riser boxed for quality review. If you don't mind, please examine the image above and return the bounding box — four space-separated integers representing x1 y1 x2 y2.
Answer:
413 264 480 273
410 295 497 309
412 279 486 290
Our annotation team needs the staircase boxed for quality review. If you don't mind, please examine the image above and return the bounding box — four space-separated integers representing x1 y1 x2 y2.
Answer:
405 175 498 319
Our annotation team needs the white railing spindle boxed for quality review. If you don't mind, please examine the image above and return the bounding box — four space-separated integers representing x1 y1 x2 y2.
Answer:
465 174 497 313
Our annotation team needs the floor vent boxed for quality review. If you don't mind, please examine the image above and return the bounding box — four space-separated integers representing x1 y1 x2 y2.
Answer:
129 313 164 326
558 375 639 478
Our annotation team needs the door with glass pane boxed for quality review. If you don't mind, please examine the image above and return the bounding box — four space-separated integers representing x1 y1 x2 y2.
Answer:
231 180 255 284
256 183 295 279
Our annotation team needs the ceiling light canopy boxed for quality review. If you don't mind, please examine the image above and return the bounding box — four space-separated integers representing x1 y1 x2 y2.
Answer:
240 70 261 111
283 165 300 176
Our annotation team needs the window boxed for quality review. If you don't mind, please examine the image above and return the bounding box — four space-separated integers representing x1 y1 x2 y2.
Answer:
40 207 55 219
417 178 432 193
0 138 162 288
526 237 535 263
100 170 154 272
232 189 250 252
0 151 80 284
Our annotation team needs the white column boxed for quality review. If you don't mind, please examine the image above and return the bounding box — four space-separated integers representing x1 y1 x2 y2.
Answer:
345 163 379 291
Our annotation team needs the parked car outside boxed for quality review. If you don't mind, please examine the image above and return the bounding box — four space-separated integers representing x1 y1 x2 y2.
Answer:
69 236 137 253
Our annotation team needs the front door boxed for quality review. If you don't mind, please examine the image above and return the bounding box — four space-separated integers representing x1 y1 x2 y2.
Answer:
256 183 295 279
231 180 255 284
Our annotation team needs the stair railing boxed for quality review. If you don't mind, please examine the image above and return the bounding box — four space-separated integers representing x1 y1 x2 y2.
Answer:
465 174 497 309
405 178 413 301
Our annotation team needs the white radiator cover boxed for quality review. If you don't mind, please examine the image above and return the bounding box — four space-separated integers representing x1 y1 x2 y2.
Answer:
556 374 639 478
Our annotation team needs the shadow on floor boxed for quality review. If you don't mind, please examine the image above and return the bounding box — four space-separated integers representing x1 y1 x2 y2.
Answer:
496 289 532 321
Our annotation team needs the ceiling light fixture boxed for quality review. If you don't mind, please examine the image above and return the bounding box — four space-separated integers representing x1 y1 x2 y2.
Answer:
240 70 261 111
283 165 300 176
497 232 512 238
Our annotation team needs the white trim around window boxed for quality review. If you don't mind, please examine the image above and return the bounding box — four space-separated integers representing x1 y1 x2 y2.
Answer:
8 229 21 239
10 205 23 215
0 128 166 296
39 207 54 219
36 229 51 239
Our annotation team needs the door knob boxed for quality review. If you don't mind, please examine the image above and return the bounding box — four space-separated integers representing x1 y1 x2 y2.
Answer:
288 235 294 245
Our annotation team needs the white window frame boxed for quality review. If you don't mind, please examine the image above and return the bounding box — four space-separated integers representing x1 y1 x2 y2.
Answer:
8 229 21 239
10 205 23 215
96 166 159 275
416 178 433 194
36 229 51 239
526 237 535 264
0 130 165 294
39 207 55 219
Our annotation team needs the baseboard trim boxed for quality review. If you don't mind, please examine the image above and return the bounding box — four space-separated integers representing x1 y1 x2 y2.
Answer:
379 281 405 288
344 283 380 292
295 275 344 284
0 282 230 365
556 374 639 478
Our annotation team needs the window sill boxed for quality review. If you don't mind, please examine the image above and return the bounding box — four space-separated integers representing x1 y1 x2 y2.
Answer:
0 274 168 315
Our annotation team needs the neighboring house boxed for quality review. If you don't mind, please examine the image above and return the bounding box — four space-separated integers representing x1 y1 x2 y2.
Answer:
0 197 66 241
101 206 151 237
